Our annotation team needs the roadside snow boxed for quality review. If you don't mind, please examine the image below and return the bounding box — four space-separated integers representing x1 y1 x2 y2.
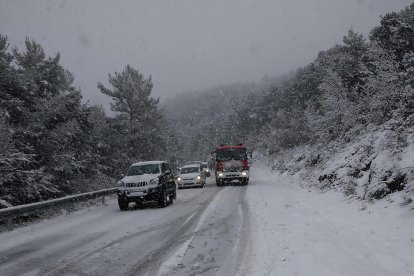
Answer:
265 122 414 203
0 199 12 208
247 166 414 276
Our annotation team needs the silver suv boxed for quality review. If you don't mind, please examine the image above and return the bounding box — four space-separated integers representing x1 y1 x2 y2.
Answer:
117 161 176 210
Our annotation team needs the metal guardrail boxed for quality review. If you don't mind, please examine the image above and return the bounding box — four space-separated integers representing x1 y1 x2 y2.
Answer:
0 188 117 231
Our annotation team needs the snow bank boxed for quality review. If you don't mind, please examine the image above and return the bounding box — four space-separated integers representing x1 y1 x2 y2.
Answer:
263 119 414 206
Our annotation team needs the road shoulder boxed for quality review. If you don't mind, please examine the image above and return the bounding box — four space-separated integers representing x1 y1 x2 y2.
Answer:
247 166 414 276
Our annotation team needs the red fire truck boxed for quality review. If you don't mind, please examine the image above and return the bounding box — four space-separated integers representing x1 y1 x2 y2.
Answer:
214 144 250 186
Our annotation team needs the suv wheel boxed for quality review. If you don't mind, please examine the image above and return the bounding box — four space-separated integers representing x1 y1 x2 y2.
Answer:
118 197 129 211
158 190 168 208
172 189 177 201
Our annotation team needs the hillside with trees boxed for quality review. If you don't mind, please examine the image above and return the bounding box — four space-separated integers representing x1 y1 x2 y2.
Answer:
0 37 179 207
250 4 414 202
162 77 282 161
167 4 414 203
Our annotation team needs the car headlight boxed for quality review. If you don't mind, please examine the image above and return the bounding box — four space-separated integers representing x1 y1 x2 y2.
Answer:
150 178 159 185
218 172 224 177
197 175 201 180
117 181 124 187
242 171 248 176
177 177 181 181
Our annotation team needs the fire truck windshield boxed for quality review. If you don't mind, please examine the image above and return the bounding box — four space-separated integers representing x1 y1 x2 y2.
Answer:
216 148 247 161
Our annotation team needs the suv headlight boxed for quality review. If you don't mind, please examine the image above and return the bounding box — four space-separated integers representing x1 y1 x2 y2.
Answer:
177 177 181 181
150 178 159 185
196 175 201 180
117 181 124 187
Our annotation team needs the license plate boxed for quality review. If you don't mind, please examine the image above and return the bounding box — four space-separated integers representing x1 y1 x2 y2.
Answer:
127 189 146 196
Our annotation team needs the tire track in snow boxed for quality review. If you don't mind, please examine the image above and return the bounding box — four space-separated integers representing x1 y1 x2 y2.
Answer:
157 188 227 275
125 187 224 275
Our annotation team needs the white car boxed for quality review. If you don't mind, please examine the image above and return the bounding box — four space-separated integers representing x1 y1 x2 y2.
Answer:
176 164 206 188
184 161 210 177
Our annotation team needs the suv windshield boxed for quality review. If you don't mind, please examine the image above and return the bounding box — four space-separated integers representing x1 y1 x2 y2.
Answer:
127 164 160 176
216 148 247 161
180 167 199 174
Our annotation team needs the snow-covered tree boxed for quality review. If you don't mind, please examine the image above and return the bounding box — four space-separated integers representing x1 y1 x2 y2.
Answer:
0 35 108 205
370 5 414 63
98 65 167 162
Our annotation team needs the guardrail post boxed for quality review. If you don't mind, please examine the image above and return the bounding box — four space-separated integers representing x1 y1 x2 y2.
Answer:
7 218 13 231
101 195 106 205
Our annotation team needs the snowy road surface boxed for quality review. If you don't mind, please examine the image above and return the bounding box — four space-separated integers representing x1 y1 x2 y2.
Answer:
0 177 251 276
0 166 413 275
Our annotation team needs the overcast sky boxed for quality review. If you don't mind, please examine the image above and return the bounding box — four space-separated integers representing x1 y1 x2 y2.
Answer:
0 0 412 110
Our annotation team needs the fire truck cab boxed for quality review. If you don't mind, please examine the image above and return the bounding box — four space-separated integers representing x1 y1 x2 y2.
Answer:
214 144 249 186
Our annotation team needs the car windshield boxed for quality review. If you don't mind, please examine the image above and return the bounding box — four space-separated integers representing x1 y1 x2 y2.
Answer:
216 148 247 161
127 164 160 176
180 167 199 174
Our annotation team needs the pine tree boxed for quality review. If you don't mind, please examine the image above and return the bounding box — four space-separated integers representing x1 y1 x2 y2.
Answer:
98 65 165 161
370 5 414 63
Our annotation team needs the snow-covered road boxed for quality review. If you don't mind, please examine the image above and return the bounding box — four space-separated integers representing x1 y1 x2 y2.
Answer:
0 166 413 275
0 177 250 276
